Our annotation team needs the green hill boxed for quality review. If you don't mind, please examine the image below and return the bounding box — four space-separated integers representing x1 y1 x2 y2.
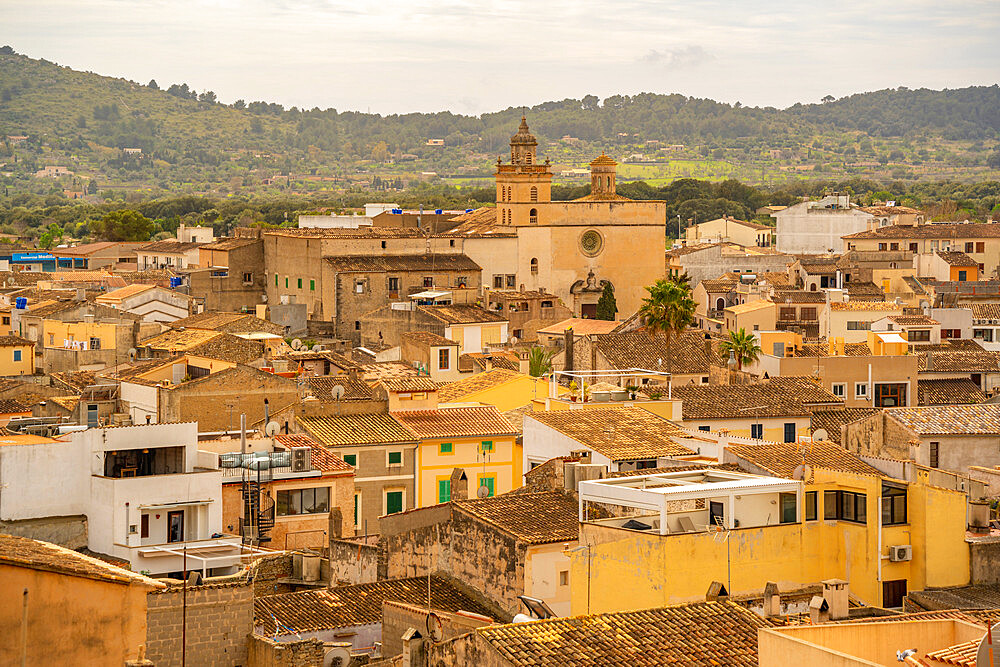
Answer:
1 48 999 199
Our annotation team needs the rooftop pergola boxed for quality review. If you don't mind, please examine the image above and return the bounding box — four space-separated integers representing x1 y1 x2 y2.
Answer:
579 469 802 534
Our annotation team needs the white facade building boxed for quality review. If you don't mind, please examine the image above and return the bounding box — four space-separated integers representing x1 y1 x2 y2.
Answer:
0 422 244 576
298 203 394 229
773 195 873 254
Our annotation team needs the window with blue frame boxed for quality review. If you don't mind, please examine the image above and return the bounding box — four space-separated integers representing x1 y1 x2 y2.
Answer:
13 350 21 362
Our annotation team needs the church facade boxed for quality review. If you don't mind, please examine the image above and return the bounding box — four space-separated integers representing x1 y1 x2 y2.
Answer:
490 118 667 318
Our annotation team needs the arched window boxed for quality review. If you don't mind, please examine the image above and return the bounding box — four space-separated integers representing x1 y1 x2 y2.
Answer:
606 176 611 189
529 208 538 225
810 283 818 292
716 298 725 312
530 258 539 274
530 186 538 203
525 152 533 164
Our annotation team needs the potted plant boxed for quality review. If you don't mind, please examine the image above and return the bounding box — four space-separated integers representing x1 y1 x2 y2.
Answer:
649 389 663 400
625 384 639 400
582 385 591 403
569 380 578 402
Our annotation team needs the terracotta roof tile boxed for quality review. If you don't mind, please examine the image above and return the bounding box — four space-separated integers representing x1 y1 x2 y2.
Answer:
888 404 1000 436
298 414 417 447
918 349 1000 372
265 227 427 239
379 376 439 393
438 369 523 402
594 330 723 375
273 433 354 473
526 407 696 461
169 312 284 335
401 331 459 347
254 575 493 633
726 441 882 478
844 223 1000 240
418 304 507 324
455 491 579 544
393 405 516 439
304 376 374 402
476 600 774 667
889 314 938 325
140 329 264 364
918 378 987 406
809 408 879 444
846 281 887 299
537 318 620 336
830 300 903 311
972 303 1000 320
674 377 842 420
924 640 978 666
937 251 978 267
199 237 258 251
438 208 517 238
0 334 34 347
325 253 480 273
0 533 163 588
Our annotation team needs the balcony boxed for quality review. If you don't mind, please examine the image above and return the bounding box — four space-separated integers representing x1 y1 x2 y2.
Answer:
219 451 321 480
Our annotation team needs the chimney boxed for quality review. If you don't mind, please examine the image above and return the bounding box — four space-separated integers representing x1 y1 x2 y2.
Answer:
401 628 425 667
449 468 469 501
822 579 849 620
703 332 713 359
970 500 991 534
809 596 831 624
762 582 781 618
564 327 574 374
75 288 86 302
706 581 729 602
328 507 343 539
925 351 934 371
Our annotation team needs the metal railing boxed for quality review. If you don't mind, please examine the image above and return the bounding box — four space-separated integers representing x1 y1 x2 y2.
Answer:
219 452 293 479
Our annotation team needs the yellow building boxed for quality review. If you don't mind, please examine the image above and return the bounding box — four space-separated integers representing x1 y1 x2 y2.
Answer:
42 319 119 351
437 368 564 411
570 455 970 614
723 300 775 334
393 404 521 507
0 333 35 375
684 216 773 247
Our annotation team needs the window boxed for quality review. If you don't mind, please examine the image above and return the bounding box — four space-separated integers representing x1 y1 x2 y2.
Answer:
559 571 569 586
908 329 930 342
750 423 763 439
779 492 797 523
355 280 365 294
140 513 149 538
13 349 21 362
977 242 985 253
276 487 330 516
89 337 101 350
275 273 279 286
529 208 538 224
541 300 553 308
388 451 402 466
800 307 817 320
783 422 796 443
506 275 516 288
354 321 361 331
438 479 451 503
310 279 315 291
824 490 867 523
354 492 360 526
958 270 968 281
381 241 386 249
909 243 918 252
343 454 357 466
493 275 504 289
855 382 868 399
481 440 494 453
439 442 453 455
530 258 538 275
874 383 906 408
805 491 817 521
847 321 871 330
931 240 939 250
457 276 467 288
831 383 846 398
698 425 711 432
243 272 253 283
211 269 229 278
929 442 939 468
385 490 404 515
530 186 538 202
387 277 400 294
285 277 289 288
878 243 887 251
966 242 974 253
779 307 796 320
881 483 907 525
477 474 495 497
450 239 455 247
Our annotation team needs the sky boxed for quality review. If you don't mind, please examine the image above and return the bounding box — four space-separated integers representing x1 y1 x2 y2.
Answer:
2 0 998 116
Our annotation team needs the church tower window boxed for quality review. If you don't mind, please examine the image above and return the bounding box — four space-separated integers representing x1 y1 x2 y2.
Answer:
529 208 538 225
530 187 538 203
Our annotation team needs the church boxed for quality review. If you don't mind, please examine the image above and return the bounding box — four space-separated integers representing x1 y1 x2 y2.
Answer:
454 117 667 318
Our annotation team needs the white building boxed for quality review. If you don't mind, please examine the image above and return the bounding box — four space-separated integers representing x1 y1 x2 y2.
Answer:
298 203 394 229
772 194 873 255
0 422 245 576
95 284 193 323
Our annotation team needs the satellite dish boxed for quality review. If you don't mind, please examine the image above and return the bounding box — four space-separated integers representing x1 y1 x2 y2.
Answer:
509 336 519 345
127 347 137 362
330 385 345 400
977 623 1000 666
264 421 280 437
477 484 490 499
261 293 268 303
323 644 351 667
426 612 444 642
313 344 325 352
812 428 829 442
291 338 302 350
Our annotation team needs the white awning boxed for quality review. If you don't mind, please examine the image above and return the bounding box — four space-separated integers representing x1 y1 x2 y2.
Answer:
409 290 451 299
876 332 908 344
138 499 213 511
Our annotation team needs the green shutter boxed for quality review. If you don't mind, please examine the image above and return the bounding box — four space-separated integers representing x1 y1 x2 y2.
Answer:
285 277 288 288
481 440 494 453
298 278 303 289
343 454 356 466
438 479 451 503
275 273 278 286
310 279 315 291
483 477 494 497
386 491 403 514
439 442 452 454
388 451 402 465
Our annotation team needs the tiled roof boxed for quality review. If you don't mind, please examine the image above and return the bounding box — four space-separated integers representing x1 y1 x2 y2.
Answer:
725 300 773 315
265 226 426 239
169 312 284 335
284 349 362 370
937 251 978 267
96 283 155 302
476 600 773 667
199 237 257 251
778 291 827 303
140 329 264 364
924 640 978 667
594 330 723 375
361 361 420 382
846 281 887 299
666 242 716 259
379 376 439 393
861 205 922 215
401 331 459 347
888 404 1000 435
726 441 882 478
438 369 523 402
0 533 163 588
919 378 987 406
844 223 1000 240
304 376 373 402
46 395 80 412
699 278 739 293
274 433 354 473
393 405 516 439
438 208 517 238
903 275 928 295
796 342 871 357
254 575 493 633
830 300 902 311
908 583 1000 611
918 349 1000 372
325 253 481 273
889 314 938 325
0 398 30 413
972 303 1000 320
455 491 579 544
0 334 34 347
137 240 203 253
47 241 140 256
674 377 842 420
418 304 507 324
526 407 696 461
809 408 879 444
298 414 417 446
537 318 620 336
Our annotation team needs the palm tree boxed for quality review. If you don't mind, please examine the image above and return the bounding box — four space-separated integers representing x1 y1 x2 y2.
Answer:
527 346 556 377
720 328 762 371
637 279 696 374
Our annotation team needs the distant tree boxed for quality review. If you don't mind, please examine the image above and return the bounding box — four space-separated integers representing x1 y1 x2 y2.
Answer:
92 209 154 241
0 46 15 56
822 95 835 103
371 141 389 162
719 328 761 371
233 99 246 110
86 179 97 195
198 90 217 104
38 222 64 249
147 79 159 90
527 346 556 377
988 149 1000 169
595 282 617 320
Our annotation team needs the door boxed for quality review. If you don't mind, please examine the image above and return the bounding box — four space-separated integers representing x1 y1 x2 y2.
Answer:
882 579 907 608
167 510 184 543
874 383 907 408
709 501 725 528
580 303 597 319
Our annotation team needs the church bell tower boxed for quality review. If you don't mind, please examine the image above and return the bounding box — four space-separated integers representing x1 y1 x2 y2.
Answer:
495 117 553 225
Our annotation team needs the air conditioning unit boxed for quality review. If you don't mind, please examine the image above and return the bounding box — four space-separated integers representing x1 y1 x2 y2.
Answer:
291 446 311 472
888 544 912 562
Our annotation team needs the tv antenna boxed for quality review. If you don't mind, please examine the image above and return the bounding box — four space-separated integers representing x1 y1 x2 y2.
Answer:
265 421 280 437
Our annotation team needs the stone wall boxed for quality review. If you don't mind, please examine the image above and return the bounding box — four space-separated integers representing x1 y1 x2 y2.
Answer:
970 538 1000 585
426 634 497 667
249 552 295 597
329 536 382 585
247 635 326 667
0 514 87 549
381 601 493 659
842 411 886 456
145 582 254 666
